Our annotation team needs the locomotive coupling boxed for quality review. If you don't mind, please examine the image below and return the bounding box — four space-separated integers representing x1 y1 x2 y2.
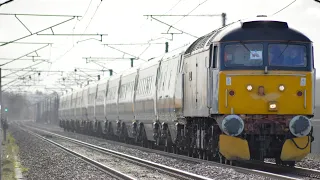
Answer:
289 115 312 137
221 115 244 136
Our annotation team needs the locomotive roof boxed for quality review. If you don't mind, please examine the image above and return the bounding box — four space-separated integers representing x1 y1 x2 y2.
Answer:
185 18 311 55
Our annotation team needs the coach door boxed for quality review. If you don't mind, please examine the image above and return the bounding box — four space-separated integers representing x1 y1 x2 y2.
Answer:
157 59 169 121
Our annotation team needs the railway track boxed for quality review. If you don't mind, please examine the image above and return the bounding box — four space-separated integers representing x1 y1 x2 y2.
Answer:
250 161 320 179
22 122 320 179
19 123 308 180
21 125 215 180
24 128 134 180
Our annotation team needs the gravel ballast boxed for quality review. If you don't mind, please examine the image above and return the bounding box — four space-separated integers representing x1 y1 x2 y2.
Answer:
9 125 116 180
24 122 272 180
49 137 179 180
296 155 320 170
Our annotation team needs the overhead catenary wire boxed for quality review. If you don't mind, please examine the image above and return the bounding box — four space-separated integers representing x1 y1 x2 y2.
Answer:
82 0 103 34
0 13 81 17
1 1 97 86
139 0 184 29
46 1 96 77
150 42 190 60
91 1 186 65
138 44 152 57
2 61 44 79
172 0 210 26
3 1 187 93
51 0 103 64
78 0 94 21
164 0 184 15
144 0 215 43
103 44 147 61
271 0 296 16
0 17 76 47
136 0 185 46
0 44 50 66
60 0 95 57
150 16 198 38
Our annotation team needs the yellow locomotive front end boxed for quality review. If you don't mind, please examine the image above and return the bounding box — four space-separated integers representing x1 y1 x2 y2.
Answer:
218 71 314 164
219 71 313 116
214 20 315 166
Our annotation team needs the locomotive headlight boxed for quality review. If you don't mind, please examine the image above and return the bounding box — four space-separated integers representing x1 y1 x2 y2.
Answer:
279 85 285 91
247 85 253 91
269 103 276 109
289 115 312 137
221 115 244 136
268 101 277 111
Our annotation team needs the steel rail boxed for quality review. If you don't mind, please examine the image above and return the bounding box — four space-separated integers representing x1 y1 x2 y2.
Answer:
23 128 135 180
24 125 212 180
22 124 300 180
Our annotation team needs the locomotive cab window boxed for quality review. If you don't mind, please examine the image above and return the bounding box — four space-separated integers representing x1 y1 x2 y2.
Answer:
224 43 263 67
210 45 218 68
268 44 307 67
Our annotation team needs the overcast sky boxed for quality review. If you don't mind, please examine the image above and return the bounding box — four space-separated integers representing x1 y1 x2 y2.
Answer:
0 0 320 94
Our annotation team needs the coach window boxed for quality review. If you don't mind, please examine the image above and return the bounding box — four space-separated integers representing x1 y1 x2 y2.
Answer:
167 70 172 89
129 81 133 95
158 71 163 91
124 84 128 98
146 78 149 94
119 85 124 99
141 79 144 95
107 88 112 100
150 77 153 93
113 87 116 99
162 72 167 91
145 78 148 95
137 81 141 95
122 85 126 99
107 89 110 100
142 79 145 95
140 81 143 95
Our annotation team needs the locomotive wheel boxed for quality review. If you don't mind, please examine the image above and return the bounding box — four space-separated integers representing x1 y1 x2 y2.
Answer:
164 139 172 153
219 153 226 164
172 145 178 154
276 157 295 167
198 150 203 159
284 161 295 167
97 122 102 138
148 141 154 149
202 151 207 160
138 125 148 148
90 122 94 136
142 139 148 148
192 150 197 158
188 148 193 157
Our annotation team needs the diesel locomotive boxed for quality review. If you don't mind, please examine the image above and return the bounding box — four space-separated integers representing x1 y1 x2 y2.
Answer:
36 17 315 167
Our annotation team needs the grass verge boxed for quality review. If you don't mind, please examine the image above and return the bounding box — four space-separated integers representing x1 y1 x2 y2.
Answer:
1 132 28 180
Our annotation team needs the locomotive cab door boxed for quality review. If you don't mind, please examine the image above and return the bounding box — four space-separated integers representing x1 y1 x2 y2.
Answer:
209 44 219 114
183 54 197 116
